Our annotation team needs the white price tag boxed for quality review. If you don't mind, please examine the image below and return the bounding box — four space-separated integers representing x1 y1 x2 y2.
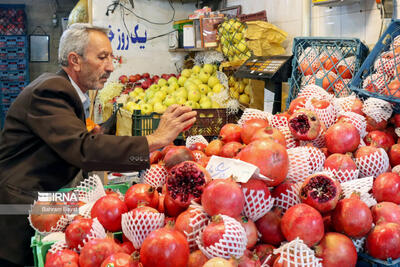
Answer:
206 156 267 183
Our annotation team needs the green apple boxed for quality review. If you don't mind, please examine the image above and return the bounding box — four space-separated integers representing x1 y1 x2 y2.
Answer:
184 80 195 89
178 76 187 87
198 84 210 95
199 95 209 103
154 90 166 100
199 71 210 84
176 96 186 105
140 103 153 115
181 69 192 78
167 84 177 94
174 87 187 99
200 99 212 109
145 89 155 100
125 101 138 113
213 83 224 93
163 95 177 107
184 100 197 108
153 102 167 114
160 86 169 94
134 87 144 94
202 64 214 74
186 83 199 92
192 65 201 74
167 76 178 85
149 84 160 91
208 76 220 88
188 89 201 102
148 96 164 105
192 78 203 86
190 73 199 79
158 78 168 87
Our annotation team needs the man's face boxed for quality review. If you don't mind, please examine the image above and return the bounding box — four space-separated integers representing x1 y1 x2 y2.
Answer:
78 30 114 91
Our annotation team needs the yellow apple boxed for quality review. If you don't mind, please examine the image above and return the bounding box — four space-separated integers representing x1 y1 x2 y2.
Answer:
181 69 192 78
192 65 201 74
213 83 224 93
167 76 178 85
212 101 221 108
163 95 177 107
178 76 187 87
153 102 167 114
198 71 210 84
239 94 250 105
140 103 153 115
188 89 201 102
158 78 168 87
154 90 166 100
198 84 210 95
208 76 220 88
202 63 214 74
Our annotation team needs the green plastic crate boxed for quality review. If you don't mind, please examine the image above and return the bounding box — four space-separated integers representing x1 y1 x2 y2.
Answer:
31 183 129 267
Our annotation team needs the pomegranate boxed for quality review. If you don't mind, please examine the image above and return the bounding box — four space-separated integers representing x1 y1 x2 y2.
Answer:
325 122 360 153
197 156 210 168
79 238 122 267
349 97 364 115
91 195 128 232
389 144 400 167
187 250 208 267
254 244 276 266
236 216 258 249
241 118 269 144
161 144 176 157
205 139 224 156
65 217 93 250
241 178 271 218
320 71 338 91
125 183 159 210
314 232 357 267
250 127 286 147
202 178 245 217
45 249 79 267
324 153 357 172
371 202 400 225
256 208 285 246
188 142 207 152
100 252 140 267
203 257 236 267
150 150 163 164
373 172 400 204
140 225 190 267
237 253 261 267
332 193 373 238
271 181 295 198
321 54 339 73
280 203 324 247
192 150 207 161
299 59 320 76
219 123 242 143
366 116 387 132
120 241 135 255
202 216 226 248
300 173 341 213
366 222 400 260
323 214 335 233
220 141 244 158
338 64 353 79
163 192 186 217
166 161 211 208
163 146 195 169
237 140 288 187
288 109 321 141
364 130 395 152
288 96 307 115
310 98 330 109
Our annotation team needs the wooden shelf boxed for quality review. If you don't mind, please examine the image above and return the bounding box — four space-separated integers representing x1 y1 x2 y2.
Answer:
169 47 215 52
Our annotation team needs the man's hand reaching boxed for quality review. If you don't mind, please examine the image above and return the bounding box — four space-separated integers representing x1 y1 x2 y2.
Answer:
146 105 197 151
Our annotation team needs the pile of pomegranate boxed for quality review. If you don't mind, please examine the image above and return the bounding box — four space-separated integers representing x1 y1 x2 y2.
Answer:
34 85 400 267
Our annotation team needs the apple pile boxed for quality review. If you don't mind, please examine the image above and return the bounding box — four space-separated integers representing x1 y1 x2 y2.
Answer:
218 19 251 62
121 63 225 115
228 75 251 105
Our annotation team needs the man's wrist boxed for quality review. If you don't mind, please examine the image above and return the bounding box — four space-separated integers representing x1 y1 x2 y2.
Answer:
146 134 166 152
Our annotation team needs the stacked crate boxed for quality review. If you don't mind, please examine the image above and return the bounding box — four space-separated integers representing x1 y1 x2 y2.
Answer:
0 4 29 128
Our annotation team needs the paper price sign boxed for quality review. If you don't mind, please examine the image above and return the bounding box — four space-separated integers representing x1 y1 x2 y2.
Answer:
206 156 258 183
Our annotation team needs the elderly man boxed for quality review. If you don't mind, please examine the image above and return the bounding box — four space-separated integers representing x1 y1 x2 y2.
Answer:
0 23 196 266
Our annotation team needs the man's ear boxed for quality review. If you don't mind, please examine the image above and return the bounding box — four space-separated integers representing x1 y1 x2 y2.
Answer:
68 52 82 72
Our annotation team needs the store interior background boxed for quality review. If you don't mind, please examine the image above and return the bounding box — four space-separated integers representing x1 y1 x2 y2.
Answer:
0 0 398 110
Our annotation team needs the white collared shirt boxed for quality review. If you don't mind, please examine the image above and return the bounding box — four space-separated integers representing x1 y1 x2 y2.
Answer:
68 75 90 118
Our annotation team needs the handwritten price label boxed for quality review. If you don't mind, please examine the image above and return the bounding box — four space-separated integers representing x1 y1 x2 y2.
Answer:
206 156 258 183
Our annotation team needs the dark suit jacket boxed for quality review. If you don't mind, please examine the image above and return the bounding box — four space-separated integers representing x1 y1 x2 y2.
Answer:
0 69 150 265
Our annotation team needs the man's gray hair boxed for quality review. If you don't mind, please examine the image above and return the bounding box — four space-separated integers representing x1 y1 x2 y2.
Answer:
58 23 109 66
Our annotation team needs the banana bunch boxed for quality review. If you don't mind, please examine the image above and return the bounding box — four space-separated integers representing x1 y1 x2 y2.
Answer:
228 76 251 105
218 19 252 62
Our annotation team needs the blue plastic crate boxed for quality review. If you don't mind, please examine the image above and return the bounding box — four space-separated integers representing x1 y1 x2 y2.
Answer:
0 36 6 48
357 253 400 267
0 48 7 60
0 59 8 71
287 37 369 108
350 20 400 110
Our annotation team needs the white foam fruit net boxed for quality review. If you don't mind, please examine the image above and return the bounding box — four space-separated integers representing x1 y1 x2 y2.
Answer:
47 240 69 254
197 215 247 259
75 217 107 252
142 164 168 189
274 182 302 213
237 108 273 126
341 176 377 207
396 127 400 138
355 148 389 178
279 126 298 149
121 209 165 249
352 237 366 253
301 75 316 88
298 84 333 101
186 135 209 148
363 74 385 94
337 56 356 72
193 151 206 161
184 203 210 251
392 164 400 175
337 111 367 138
332 94 357 114
374 54 396 77
270 114 289 130
78 202 95 219
75 175 106 204
242 187 274 222
273 238 322 267
305 99 336 128
362 97 393 123
286 147 326 183
323 167 359 183
28 201 71 235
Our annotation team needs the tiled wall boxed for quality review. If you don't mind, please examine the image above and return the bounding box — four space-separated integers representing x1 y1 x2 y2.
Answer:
227 0 399 111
